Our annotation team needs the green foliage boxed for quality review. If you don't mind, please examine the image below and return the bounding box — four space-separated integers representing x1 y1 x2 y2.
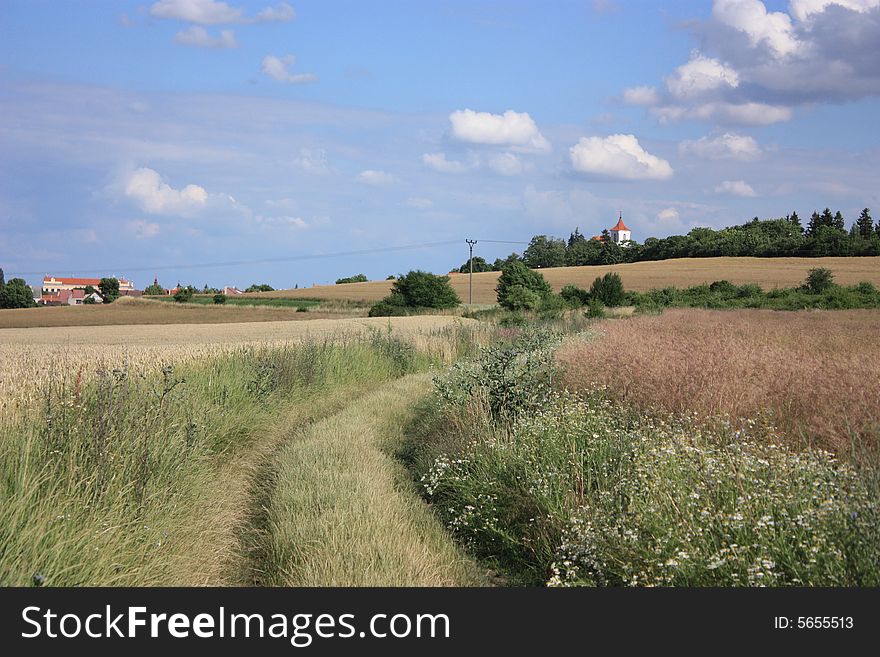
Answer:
501 285 542 311
457 256 493 273
590 272 625 307
538 293 567 319
560 284 590 307
0 277 36 309
244 284 275 293
496 261 552 310
393 270 460 308
522 235 567 269
213 293 227 305
804 267 835 294
98 277 120 303
173 286 195 303
144 281 164 296
335 274 368 284
83 296 96 305
585 298 606 318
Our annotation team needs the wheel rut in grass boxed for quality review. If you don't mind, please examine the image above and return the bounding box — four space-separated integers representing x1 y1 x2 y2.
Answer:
250 374 485 586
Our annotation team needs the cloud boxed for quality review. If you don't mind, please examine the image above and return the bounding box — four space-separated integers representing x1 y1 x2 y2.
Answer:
666 52 740 100
293 148 331 174
175 26 238 48
261 55 317 84
712 0 800 57
570 134 674 181
127 219 161 239
449 109 550 152
622 85 660 106
403 197 433 209
422 152 468 173
123 167 208 215
355 170 395 185
656 207 680 222
679 132 762 160
150 1 295 25
652 101 792 125
487 152 524 176
714 179 757 196
790 0 879 23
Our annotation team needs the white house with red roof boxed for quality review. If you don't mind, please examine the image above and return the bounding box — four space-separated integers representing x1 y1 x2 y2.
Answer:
42 275 135 294
609 212 632 245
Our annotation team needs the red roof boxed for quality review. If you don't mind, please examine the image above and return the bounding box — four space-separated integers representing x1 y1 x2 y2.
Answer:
610 217 630 232
43 277 101 286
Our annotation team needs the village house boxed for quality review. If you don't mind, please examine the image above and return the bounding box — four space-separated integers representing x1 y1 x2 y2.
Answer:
40 275 141 305
223 286 244 296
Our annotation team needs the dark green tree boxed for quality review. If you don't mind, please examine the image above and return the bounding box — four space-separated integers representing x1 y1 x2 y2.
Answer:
458 256 493 273
213 293 227 304
832 210 846 232
144 278 164 296
522 235 566 269
0 277 36 309
803 267 835 294
492 252 521 270
496 260 552 309
0 267 5 287
856 208 874 238
336 274 368 284
244 284 275 293
590 272 625 306
98 277 120 303
788 211 801 230
173 286 195 303
567 227 586 248
389 270 460 308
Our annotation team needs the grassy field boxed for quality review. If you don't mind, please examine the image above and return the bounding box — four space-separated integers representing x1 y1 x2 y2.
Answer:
0 296 367 329
248 257 880 304
148 295 321 309
0 317 488 586
557 308 880 454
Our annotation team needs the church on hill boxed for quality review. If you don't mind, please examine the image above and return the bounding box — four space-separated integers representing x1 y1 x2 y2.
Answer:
592 212 633 246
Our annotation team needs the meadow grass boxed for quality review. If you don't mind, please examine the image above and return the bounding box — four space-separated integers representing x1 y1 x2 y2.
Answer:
404 326 880 586
0 318 488 586
149 295 321 309
257 374 486 586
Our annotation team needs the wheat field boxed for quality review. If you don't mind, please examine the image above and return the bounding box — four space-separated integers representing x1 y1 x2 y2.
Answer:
250 256 880 304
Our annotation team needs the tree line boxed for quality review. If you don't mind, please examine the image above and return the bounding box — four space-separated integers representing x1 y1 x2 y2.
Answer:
457 208 878 272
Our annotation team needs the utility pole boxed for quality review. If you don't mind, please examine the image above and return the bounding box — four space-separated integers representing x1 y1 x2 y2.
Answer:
465 239 478 305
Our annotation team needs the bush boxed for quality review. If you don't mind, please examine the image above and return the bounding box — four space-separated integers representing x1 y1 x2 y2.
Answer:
336 274 368 284
501 285 542 311
391 270 460 309
173 286 194 303
560 284 590 307
590 272 625 307
538 293 568 319
496 261 552 310
368 300 409 317
244 284 275 293
804 267 835 294
709 280 738 297
586 298 606 319
213 293 227 305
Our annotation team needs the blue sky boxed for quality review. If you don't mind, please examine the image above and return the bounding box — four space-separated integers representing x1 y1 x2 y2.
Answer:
1 0 879 289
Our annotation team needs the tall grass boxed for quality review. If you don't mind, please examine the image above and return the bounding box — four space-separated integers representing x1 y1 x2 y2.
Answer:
0 333 445 586
404 327 880 586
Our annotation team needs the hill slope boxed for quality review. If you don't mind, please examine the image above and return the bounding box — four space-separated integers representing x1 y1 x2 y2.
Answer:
250 256 880 305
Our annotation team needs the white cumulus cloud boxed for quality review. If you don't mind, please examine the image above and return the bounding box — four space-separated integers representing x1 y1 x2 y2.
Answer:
175 26 238 48
570 134 673 181
656 207 680 222
488 152 524 176
150 1 295 25
449 109 550 152
422 152 468 173
679 132 762 160
712 0 801 57
622 85 660 106
789 0 880 22
261 55 316 84
124 167 208 215
666 52 740 99
714 179 757 196
355 170 395 185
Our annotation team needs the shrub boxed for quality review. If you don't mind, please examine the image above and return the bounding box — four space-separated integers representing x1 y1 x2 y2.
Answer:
585 298 606 319
368 300 409 317
496 261 552 310
560 284 590 307
244 284 275 293
336 274 368 284
709 280 738 296
391 270 460 309
804 267 835 294
213 293 227 305
173 286 194 303
502 285 542 311
538 293 568 319
590 272 625 307
0 278 36 309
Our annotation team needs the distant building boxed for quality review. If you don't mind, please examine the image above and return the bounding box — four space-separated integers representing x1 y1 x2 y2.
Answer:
223 286 244 296
592 212 633 246
40 289 86 306
42 275 136 294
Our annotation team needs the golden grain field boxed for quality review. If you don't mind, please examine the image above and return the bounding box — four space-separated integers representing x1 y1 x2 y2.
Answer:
250 256 880 304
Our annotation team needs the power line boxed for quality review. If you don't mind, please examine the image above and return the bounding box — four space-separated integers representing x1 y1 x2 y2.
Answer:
6 240 464 278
